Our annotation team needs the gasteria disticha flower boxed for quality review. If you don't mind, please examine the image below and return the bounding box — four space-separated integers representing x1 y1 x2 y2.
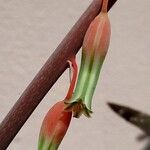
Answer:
65 0 111 118
38 58 77 150
38 101 72 150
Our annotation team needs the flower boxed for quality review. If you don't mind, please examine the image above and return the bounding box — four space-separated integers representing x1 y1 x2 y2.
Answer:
65 0 111 118
38 101 72 150
38 58 77 150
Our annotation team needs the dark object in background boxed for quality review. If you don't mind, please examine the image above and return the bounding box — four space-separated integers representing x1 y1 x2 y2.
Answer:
108 102 150 136
108 102 150 150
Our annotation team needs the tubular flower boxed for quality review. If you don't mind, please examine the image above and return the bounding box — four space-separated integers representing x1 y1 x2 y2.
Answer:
65 0 111 118
38 58 77 150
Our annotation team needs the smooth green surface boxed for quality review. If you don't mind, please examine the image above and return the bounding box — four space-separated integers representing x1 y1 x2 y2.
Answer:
38 136 58 150
71 51 93 101
66 48 106 117
84 55 105 110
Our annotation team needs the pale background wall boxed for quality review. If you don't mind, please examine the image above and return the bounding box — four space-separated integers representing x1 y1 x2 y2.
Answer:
0 0 150 149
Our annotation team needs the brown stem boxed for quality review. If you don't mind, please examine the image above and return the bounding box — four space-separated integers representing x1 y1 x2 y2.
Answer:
0 0 117 149
102 0 109 12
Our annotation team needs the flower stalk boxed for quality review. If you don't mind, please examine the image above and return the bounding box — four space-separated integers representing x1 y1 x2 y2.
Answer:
65 0 111 118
